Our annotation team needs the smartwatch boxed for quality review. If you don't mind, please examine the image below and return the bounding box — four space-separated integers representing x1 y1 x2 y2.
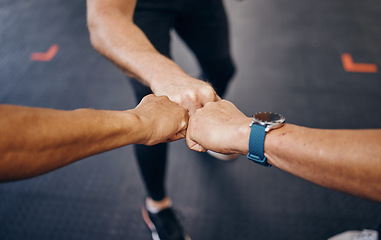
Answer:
247 112 285 167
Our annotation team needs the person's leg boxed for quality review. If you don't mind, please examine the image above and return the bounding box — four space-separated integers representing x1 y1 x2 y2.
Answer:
174 0 236 97
130 9 190 240
129 10 174 203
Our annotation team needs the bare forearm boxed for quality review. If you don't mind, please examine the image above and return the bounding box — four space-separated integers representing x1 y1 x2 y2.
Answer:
87 3 188 88
0 105 143 181
87 0 219 113
187 101 381 202
265 124 381 202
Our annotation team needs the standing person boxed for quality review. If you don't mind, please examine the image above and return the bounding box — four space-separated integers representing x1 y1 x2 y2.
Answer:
86 0 236 239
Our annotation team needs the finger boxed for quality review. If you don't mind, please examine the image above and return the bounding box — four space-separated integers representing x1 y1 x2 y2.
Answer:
180 117 188 130
187 104 200 116
199 93 220 109
167 129 187 142
186 134 206 152
190 143 207 152
202 89 219 105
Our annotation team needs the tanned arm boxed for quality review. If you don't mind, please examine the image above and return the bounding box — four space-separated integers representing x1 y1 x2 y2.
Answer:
0 95 188 181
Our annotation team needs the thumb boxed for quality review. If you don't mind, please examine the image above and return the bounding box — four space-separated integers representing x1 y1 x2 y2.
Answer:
167 129 187 142
186 134 207 152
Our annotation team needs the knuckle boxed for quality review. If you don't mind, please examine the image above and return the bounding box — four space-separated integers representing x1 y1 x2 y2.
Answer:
204 101 214 108
184 90 197 101
201 85 215 96
194 107 202 114
158 95 169 101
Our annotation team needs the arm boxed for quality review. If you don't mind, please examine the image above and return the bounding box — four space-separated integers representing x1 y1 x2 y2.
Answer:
86 0 218 113
186 100 381 202
0 95 188 181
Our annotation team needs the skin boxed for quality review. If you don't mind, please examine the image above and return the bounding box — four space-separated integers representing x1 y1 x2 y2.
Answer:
86 0 220 115
0 95 188 182
186 100 381 202
86 0 221 209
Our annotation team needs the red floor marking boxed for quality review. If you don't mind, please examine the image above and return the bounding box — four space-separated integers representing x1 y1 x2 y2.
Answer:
341 53 378 73
30 44 59 62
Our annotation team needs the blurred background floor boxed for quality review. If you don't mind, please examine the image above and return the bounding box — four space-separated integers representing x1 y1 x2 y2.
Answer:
1 0 381 239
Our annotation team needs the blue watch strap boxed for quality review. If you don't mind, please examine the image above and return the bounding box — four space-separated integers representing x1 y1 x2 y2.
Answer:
247 123 271 167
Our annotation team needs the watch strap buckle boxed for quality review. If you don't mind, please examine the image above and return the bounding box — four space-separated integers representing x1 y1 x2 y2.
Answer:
247 153 272 167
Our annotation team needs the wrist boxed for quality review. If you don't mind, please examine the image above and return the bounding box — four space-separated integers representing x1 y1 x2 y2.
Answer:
236 117 252 155
125 109 152 145
149 66 189 90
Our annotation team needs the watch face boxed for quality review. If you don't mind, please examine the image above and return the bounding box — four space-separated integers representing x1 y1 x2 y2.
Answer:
253 112 285 124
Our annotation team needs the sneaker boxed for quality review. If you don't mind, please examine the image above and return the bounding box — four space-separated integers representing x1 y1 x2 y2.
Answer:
142 206 191 240
207 150 238 161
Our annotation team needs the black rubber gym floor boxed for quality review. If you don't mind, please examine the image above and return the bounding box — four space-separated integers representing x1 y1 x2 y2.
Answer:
1 0 381 239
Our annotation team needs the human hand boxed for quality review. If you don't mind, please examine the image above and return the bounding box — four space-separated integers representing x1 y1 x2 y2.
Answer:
151 76 220 115
133 94 188 145
186 100 252 155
